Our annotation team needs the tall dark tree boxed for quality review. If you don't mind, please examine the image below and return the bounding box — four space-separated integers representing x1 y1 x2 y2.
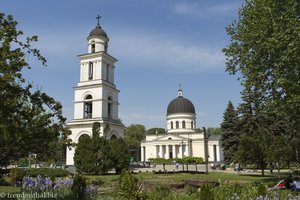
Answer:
74 135 95 174
220 101 239 163
110 138 130 174
223 0 300 172
0 13 70 167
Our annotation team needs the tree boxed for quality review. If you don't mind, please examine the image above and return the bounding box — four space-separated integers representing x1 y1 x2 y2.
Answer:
74 135 95 174
223 0 300 173
220 101 239 163
0 13 70 167
147 128 166 135
124 124 146 147
207 127 222 135
110 138 130 174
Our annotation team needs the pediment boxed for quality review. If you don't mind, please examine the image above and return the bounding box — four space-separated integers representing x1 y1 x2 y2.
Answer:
152 133 188 142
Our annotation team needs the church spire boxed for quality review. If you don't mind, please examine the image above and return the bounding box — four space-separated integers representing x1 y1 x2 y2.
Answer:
178 84 183 97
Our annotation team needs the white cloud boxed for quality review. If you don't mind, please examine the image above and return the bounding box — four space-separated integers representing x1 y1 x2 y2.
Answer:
110 32 224 73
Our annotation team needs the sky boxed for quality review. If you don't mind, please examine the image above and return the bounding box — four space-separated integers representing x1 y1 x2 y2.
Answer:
1 0 244 130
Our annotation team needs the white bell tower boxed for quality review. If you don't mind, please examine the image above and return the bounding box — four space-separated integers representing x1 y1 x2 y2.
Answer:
66 16 124 166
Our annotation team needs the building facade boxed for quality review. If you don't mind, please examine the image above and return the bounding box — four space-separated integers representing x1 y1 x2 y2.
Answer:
66 19 124 166
140 88 223 162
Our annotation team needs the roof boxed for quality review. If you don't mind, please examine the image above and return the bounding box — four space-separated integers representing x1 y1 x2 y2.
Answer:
167 96 195 115
87 25 108 40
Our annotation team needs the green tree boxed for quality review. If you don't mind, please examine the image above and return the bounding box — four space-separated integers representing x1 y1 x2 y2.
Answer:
207 127 222 135
74 135 95 174
0 13 70 167
223 0 300 172
110 138 130 174
147 128 166 135
124 124 146 148
220 101 239 163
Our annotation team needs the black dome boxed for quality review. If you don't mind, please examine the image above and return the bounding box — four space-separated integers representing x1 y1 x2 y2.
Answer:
88 25 108 39
167 96 195 115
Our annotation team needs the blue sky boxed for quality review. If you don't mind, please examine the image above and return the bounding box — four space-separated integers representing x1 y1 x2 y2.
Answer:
2 0 243 129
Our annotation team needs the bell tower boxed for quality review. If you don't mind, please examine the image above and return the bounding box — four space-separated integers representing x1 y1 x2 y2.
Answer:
66 16 125 166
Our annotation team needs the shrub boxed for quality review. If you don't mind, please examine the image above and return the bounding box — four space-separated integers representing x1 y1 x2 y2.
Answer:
89 178 104 186
71 174 86 200
24 168 70 177
9 168 26 186
118 171 144 200
148 184 171 200
199 184 214 200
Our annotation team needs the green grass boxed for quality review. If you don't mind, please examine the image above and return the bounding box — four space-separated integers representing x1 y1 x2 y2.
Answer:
0 186 21 193
84 171 280 188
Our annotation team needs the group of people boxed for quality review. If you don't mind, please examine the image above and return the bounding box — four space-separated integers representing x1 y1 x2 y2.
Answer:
284 175 300 191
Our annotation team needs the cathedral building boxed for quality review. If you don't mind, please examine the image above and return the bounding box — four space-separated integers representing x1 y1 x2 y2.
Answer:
66 18 124 166
140 87 223 162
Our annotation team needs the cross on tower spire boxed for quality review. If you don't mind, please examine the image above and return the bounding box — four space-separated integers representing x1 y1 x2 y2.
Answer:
96 15 101 26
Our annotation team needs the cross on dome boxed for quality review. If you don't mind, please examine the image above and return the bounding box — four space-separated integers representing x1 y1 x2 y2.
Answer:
96 15 101 26
178 84 183 97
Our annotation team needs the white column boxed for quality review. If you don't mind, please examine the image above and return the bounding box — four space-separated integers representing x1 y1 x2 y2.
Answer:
172 145 176 158
166 145 169 159
186 143 190 157
141 146 144 161
154 145 158 158
179 144 182 158
159 145 163 158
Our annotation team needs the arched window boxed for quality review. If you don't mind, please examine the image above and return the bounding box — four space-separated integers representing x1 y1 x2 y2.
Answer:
110 135 117 140
78 134 90 141
88 62 93 80
108 96 113 119
91 42 95 53
171 121 173 129
84 95 93 119
176 121 179 129
191 121 194 129
182 121 186 129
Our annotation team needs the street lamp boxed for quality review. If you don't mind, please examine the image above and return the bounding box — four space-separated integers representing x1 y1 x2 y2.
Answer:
203 127 210 173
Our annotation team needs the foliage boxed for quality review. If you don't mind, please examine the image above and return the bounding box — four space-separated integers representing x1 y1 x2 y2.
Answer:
147 127 166 135
9 168 25 186
0 12 71 167
207 127 222 135
147 184 171 200
118 171 144 200
24 168 70 177
124 124 146 148
75 122 130 175
71 174 87 200
199 184 214 200
220 101 239 163
74 135 96 174
223 0 300 173
110 138 130 174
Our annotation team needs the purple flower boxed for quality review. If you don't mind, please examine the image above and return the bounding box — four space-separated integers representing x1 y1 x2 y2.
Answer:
85 185 98 196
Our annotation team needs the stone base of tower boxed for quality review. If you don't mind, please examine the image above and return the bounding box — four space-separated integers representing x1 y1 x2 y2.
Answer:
66 118 124 166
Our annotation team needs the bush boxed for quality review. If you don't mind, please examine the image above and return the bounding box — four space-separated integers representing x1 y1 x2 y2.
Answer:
9 168 25 186
71 174 87 200
24 168 70 177
199 184 214 200
118 171 144 200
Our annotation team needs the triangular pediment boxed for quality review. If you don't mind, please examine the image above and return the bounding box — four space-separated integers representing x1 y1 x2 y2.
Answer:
152 133 188 142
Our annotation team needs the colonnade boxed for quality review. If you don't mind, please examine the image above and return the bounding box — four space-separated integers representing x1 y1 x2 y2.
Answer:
141 143 190 162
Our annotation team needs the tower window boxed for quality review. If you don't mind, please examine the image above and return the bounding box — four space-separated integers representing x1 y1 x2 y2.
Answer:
88 62 93 80
171 121 173 129
182 121 186 129
108 96 113 119
84 95 93 119
106 64 110 82
91 44 95 53
176 121 179 129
